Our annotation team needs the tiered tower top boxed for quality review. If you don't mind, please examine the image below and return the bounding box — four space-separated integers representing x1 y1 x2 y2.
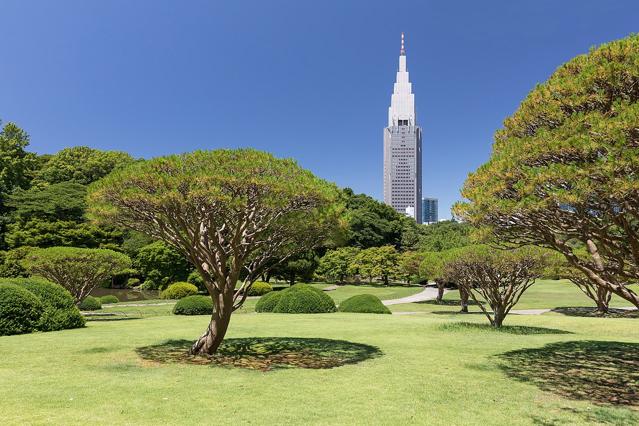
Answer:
388 32 416 127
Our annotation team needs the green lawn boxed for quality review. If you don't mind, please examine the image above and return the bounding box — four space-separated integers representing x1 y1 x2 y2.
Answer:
390 280 639 314
4 281 636 425
2 306 638 424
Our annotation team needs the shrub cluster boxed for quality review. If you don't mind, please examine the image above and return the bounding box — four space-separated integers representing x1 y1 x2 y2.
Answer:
79 295 102 311
0 283 43 336
0 278 85 334
100 295 119 304
248 281 273 296
160 282 199 299
256 284 336 314
173 295 213 315
338 294 391 314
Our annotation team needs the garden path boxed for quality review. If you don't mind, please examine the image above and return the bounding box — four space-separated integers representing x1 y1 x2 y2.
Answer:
383 287 447 306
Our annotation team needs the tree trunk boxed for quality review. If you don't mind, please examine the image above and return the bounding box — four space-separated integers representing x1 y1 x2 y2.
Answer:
492 308 505 328
189 292 233 355
594 286 611 315
436 280 445 303
459 286 469 313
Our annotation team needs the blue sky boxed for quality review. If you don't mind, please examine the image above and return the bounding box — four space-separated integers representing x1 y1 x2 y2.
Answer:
1 1 637 218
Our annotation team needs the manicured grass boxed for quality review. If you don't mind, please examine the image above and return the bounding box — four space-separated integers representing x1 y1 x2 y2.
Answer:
390 280 639 314
1 300 637 425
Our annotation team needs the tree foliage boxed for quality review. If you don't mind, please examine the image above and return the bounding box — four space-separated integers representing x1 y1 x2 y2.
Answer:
87 149 340 354
0 122 38 249
341 189 404 249
315 247 360 283
350 246 399 285
133 241 190 289
417 220 471 252
32 146 133 186
22 247 131 303
457 35 639 308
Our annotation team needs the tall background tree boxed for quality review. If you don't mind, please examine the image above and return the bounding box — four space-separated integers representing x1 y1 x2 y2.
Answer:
457 34 639 308
0 122 37 249
88 149 340 355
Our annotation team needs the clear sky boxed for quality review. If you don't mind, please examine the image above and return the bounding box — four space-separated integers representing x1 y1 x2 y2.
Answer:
1 1 637 218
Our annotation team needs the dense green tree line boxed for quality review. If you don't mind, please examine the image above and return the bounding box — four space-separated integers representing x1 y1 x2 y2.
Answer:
0 119 472 289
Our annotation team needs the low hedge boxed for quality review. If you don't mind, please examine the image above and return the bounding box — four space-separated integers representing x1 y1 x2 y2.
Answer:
0 283 43 336
100 295 119 304
338 294 391 314
9 278 85 330
173 295 213 315
248 281 273 296
78 296 102 311
160 282 199 300
256 284 337 314
255 291 283 313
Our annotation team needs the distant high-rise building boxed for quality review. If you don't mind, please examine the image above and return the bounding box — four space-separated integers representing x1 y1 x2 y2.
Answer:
383 33 422 224
422 198 438 224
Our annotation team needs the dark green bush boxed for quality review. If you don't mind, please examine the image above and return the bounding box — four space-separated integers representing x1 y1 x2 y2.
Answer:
160 282 198 299
0 283 43 336
2 277 85 331
255 291 283 313
100 295 119 304
271 284 336 314
173 295 213 315
187 270 206 292
248 281 273 296
78 295 102 311
338 294 391 314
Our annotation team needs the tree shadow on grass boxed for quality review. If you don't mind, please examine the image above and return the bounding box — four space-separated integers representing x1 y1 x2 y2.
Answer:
551 307 639 318
498 340 639 406
417 299 478 306
439 322 571 335
136 337 383 371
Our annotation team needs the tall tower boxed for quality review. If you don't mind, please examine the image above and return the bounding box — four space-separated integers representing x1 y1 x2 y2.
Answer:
383 33 423 223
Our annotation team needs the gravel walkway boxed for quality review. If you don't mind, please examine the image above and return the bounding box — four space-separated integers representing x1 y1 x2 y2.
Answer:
383 287 447 306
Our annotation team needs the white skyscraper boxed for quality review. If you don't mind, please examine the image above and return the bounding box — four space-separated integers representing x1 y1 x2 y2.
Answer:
383 33 423 223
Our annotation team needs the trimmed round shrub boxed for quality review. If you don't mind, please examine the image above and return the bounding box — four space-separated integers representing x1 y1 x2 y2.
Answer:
39 308 85 331
338 294 391 314
160 282 198 299
3 277 85 331
271 284 336 314
78 296 102 311
100 295 119 304
0 283 43 336
173 295 213 315
248 281 273 296
255 291 283 313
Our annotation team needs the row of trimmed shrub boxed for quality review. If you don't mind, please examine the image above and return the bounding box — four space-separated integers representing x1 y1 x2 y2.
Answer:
255 285 390 314
255 284 337 313
0 278 85 336
169 281 274 316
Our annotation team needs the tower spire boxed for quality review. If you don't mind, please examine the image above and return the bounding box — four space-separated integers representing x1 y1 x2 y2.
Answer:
400 32 405 56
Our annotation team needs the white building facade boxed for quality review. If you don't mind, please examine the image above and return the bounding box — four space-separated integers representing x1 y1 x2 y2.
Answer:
383 33 423 223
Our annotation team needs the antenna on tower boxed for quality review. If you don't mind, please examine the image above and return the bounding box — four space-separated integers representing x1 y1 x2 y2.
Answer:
400 32 405 56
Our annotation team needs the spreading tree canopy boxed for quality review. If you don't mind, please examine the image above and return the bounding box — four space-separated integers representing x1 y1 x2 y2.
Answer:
22 247 131 303
457 34 639 308
87 149 340 354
